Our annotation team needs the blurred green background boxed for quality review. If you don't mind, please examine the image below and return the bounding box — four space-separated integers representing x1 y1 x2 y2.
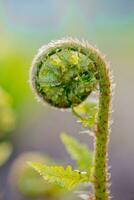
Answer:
0 0 134 200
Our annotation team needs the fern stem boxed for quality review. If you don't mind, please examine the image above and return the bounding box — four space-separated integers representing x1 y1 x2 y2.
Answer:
93 56 111 200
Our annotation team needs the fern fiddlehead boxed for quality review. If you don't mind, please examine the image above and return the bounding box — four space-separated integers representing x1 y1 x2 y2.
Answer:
30 38 112 200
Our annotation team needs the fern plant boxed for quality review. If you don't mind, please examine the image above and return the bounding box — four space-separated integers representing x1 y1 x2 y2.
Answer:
29 38 113 200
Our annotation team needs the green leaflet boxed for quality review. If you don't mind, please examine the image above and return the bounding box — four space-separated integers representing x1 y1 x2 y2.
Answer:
72 102 98 128
60 133 93 172
29 162 89 191
14 153 64 198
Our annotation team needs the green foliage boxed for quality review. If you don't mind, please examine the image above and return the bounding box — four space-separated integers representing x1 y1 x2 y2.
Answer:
0 87 16 139
18 167 64 199
0 87 15 166
28 134 93 192
10 152 65 199
72 102 98 128
29 162 89 190
0 52 32 111
0 141 13 166
61 133 93 172
21 168 64 198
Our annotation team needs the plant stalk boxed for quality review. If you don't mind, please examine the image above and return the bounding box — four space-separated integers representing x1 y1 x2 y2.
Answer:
93 61 111 200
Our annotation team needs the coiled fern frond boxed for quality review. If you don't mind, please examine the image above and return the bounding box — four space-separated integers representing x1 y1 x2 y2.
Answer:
29 37 112 200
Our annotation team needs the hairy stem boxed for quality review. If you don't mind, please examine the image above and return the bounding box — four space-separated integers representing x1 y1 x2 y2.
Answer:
93 57 111 200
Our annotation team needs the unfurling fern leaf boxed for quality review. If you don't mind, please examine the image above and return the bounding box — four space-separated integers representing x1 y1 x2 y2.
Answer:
29 162 89 190
61 133 93 172
29 38 113 200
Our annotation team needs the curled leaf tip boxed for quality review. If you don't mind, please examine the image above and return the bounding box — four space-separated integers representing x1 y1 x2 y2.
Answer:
30 38 99 108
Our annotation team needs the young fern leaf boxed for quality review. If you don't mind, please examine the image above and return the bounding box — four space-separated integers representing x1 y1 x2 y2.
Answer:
61 133 93 172
29 162 89 190
72 102 98 129
30 38 112 200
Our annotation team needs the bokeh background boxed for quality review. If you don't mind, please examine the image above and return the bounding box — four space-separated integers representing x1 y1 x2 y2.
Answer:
0 0 134 200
